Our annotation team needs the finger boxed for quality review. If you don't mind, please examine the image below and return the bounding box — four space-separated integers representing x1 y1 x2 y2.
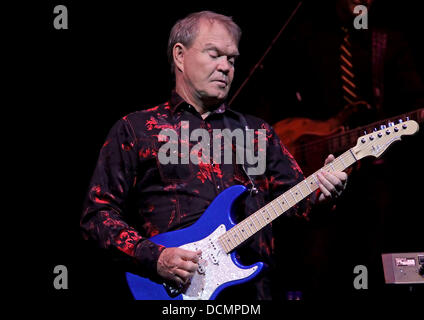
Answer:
332 171 348 186
318 182 332 198
317 172 336 196
179 260 198 273
179 248 202 263
324 154 335 165
171 272 185 286
323 171 344 190
174 268 193 284
325 171 348 192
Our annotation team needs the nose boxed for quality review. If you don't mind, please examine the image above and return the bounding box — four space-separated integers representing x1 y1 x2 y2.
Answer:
217 57 232 75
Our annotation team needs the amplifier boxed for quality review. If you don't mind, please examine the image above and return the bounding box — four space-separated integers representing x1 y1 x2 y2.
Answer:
381 252 424 284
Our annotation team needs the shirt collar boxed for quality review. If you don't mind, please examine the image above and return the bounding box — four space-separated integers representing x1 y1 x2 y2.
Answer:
169 90 230 117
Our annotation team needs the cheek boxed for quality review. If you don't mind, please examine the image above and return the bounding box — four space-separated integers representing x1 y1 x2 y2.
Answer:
229 69 235 81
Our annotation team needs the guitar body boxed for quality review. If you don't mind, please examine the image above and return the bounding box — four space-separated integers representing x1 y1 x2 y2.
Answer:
126 185 264 300
274 117 344 175
273 116 344 152
124 116 419 300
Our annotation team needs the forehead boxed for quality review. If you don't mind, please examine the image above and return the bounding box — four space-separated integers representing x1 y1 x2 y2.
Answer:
193 19 239 54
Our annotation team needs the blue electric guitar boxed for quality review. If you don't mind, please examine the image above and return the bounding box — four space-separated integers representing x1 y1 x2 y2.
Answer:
126 119 419 300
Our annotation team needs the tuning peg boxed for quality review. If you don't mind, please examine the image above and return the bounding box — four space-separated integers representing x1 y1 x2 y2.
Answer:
363 130 367 135
398 119 403 123
380 125 386 130
406 116 410 121
388 122 395 127
373 128 378 132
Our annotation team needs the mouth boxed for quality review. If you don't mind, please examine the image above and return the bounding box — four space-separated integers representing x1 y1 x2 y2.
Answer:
213 80 228 87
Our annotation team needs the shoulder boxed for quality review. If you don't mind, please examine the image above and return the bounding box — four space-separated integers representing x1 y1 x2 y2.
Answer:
122 101 172 124
228 109 274 131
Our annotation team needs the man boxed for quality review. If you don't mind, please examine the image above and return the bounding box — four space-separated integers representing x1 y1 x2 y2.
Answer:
80 10 347 300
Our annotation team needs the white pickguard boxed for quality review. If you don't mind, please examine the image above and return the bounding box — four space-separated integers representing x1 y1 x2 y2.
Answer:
179 224 258 300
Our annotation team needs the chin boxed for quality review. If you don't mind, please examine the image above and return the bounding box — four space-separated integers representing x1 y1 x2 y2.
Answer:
205 89 229 101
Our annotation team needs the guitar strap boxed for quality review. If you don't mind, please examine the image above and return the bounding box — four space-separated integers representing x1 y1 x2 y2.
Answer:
223 110 259 196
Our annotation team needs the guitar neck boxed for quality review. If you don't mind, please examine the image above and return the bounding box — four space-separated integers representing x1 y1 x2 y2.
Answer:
218 149 358 253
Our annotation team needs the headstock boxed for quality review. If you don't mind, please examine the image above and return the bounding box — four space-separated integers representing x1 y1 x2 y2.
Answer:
352 120 419 160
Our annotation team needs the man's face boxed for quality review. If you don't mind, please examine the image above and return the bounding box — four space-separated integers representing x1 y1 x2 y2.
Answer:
178 19 239 106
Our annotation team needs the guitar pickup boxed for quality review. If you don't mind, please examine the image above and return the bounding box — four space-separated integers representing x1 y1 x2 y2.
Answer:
198 259 207 274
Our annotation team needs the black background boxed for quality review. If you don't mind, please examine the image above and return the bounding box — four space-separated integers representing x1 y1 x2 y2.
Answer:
16 0 423 307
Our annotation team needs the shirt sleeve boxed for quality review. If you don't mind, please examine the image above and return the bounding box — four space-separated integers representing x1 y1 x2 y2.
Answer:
80 117 165 278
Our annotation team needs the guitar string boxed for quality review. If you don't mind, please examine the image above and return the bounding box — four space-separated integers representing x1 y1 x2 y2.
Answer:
177 151 353 287
187 123 405 255
217 124 408 255
216 149 356 253
174 126 408 289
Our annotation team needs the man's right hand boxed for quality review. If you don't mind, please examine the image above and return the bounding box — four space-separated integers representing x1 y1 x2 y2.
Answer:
157 247 202 287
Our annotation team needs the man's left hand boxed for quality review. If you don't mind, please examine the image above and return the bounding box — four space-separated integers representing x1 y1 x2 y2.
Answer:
316 154 348 204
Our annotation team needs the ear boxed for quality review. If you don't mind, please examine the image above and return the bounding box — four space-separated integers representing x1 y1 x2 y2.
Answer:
173 43 185 73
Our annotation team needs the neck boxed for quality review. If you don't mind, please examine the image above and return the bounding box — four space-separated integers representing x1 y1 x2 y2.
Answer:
175 83 208 116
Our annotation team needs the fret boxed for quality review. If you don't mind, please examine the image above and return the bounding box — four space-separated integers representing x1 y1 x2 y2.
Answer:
219 235 230 253
282 194 290 206
265 208 278 221
228 229 237 245
224 232 235 250
261 208 272 223
304 179 313 193
349 148 357 161
269 202 279 217
289 190 297 203
297 185 305 198
306 176 316 190
329 162 336 171
236 228 245 244
276 197 285 212
230 229 241 247
245 218 254 234
339 155 346 168
235 225 246 242
254 212 264 228
312 174 319 186
340 155 348 169
243 221 253 236
239 222 249 240
249 215 259 232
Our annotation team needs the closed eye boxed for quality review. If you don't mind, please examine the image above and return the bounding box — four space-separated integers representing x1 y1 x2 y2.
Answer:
207 49 219 59
206 47 238 66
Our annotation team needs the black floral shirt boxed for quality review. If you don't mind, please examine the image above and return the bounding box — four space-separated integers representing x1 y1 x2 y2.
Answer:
81 91 313 286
